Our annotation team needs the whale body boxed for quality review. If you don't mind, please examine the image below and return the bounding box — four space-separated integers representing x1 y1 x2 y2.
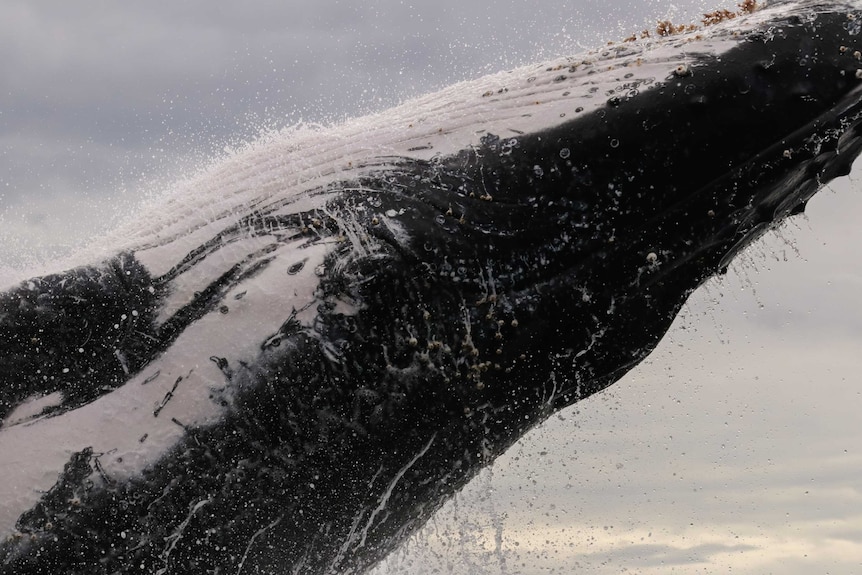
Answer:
2 1 862 573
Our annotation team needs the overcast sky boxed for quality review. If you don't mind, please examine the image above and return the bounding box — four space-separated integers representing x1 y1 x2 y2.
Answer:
1 1 861 573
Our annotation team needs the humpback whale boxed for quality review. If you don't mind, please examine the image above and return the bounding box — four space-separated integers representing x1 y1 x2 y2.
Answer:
1 1 861 573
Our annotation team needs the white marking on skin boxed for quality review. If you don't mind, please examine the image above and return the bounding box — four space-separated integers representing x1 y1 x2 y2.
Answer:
0 239 332 537
153 235 282 324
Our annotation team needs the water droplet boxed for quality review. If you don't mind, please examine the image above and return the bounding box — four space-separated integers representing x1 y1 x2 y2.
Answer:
559 148 571 159
533 165 545 177
610 139 620 149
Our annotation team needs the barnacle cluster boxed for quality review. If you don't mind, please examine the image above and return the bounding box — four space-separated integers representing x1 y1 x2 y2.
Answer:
639 1 760 41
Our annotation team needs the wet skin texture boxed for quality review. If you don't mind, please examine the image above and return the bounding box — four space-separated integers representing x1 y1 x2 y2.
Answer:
3 3 862 574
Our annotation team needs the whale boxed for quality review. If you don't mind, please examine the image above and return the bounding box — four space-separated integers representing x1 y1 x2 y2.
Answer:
2 1 862 573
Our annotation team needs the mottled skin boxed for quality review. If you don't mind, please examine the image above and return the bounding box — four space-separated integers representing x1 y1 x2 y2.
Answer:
3 3 862 574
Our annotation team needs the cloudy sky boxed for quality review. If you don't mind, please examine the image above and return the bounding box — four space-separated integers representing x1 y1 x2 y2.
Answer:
1 1 861 573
